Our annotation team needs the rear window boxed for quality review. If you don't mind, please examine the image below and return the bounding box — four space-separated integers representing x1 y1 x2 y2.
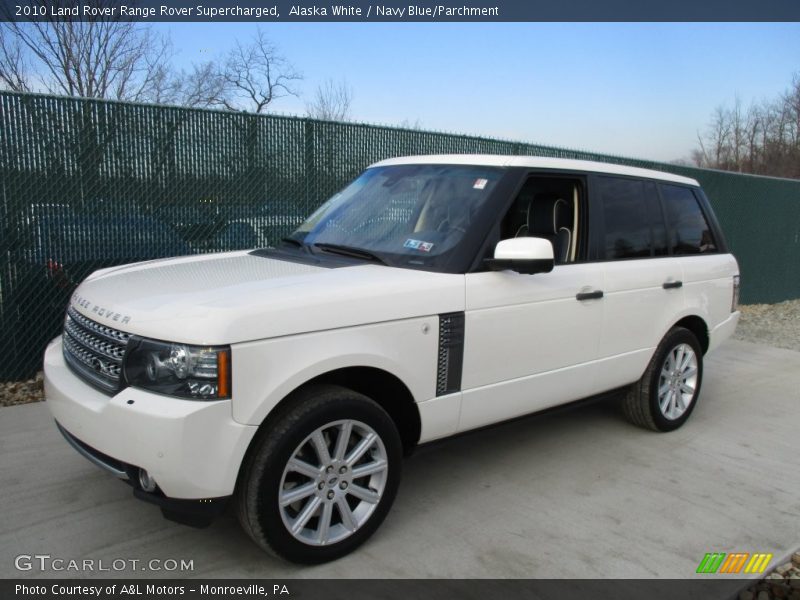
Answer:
660 185 717 255
27 217 189 263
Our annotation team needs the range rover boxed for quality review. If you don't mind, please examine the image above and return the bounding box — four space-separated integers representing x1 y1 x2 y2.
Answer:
44 155 740 563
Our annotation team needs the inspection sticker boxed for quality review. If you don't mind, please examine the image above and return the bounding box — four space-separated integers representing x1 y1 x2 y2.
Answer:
473 178 489 190
404 239 434 252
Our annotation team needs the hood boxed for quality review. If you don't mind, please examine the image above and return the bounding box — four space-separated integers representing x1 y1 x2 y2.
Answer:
69 251 464 344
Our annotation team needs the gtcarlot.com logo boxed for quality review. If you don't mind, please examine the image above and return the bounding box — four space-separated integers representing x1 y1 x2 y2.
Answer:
696 552 773 574
14 554 194 572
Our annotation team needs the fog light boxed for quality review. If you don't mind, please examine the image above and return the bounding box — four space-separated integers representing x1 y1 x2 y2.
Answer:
138 468 157 493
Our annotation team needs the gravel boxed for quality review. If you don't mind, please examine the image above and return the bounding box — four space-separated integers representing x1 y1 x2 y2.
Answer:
739 552 800 600
0 371 43 407
733 299 800 352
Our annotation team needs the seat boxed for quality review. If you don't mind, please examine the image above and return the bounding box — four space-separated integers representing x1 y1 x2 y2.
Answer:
514 192 535 238
527 194 572 264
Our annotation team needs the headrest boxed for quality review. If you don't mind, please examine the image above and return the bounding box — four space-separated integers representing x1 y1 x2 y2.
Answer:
528 193 562 236
553 198 571 232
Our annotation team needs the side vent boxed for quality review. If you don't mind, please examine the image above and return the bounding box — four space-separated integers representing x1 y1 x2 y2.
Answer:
436 312 465 396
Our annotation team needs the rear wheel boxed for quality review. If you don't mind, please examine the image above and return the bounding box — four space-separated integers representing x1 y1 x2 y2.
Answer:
236 384 402 563
622 327 703 432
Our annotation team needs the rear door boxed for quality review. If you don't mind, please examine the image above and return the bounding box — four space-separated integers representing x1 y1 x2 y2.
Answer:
660 183 735 333
594 176 685 392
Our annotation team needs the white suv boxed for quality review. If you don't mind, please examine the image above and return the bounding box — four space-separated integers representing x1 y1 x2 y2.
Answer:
44 155 740 563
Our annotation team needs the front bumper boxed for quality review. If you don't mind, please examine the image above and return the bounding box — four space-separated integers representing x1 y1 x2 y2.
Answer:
55 421 229 526
44 336 258 501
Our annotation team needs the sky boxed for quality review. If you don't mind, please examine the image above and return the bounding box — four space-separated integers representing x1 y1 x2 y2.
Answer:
153 22 800 163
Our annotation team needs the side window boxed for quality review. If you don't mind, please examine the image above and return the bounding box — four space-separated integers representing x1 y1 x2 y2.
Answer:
660 184 717 255
498 176 583 265
599 177 651 260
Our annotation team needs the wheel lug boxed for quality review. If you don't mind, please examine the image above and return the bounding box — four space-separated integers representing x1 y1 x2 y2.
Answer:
318 482 324 490
327 490 335 500
340 481 348 490
326 466 333 473
339 466 347 474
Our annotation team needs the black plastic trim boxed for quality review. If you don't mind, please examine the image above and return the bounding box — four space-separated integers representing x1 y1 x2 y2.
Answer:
249 247 352 268
576 290 604 301
693 187 730 254
133 489 229 528
484 257 554 274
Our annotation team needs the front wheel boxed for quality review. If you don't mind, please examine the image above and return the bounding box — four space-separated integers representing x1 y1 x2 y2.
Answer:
622 327 704 432
236 384 402 563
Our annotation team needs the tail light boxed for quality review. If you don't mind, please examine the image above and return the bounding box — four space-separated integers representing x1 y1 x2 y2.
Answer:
46 259 63 275
46 259 71 289
732 275 740 312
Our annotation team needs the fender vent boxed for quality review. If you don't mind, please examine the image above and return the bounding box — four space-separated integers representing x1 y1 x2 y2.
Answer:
436 312 465 396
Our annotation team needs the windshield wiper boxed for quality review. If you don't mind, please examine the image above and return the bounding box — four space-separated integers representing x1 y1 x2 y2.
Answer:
312 243 388 265
279 237 308 250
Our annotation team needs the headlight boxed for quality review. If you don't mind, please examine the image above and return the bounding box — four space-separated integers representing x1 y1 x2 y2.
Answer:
123 337 231 400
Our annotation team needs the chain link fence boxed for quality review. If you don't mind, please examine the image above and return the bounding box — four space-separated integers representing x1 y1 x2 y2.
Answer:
2 91 799 380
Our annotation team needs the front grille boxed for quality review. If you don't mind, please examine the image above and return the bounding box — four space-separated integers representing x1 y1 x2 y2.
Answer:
62 306 131 394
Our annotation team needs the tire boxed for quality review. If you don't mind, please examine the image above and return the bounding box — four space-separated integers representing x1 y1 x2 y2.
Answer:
236 384 402 564
622 327 704 432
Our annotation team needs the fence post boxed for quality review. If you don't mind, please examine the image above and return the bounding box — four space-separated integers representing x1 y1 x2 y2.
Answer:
304 119 316 215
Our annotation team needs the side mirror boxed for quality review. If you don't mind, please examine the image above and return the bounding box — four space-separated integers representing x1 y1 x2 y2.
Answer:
484 237 554 274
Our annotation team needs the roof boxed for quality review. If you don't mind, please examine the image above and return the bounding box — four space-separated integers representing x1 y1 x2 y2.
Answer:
370 154 700 187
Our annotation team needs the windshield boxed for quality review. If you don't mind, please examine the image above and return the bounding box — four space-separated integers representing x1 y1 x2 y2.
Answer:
286 164 504 268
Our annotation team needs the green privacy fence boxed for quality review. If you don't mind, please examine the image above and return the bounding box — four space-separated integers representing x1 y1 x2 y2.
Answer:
1 91 799 380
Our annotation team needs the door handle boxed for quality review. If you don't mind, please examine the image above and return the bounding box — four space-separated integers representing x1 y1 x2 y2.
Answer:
662 280 683 289
576 290 604 301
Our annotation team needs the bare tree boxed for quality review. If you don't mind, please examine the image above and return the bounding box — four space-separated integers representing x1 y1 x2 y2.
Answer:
784 74 800 148
219 29 301 113
306 78 353 121
729 97 746 171
694 105 732 169
744 103 762 173
174 61 228 109
1 15 303 115
0 27 31 92
693 73 800 179
0 2 176 102
399 117 424 130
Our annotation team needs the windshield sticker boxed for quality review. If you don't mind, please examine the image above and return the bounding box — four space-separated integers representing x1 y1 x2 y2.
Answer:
473 178 489 190
404 239 434 252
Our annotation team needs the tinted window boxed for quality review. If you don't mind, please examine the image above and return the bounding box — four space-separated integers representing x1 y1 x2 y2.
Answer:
661 185 717 255
646 181 669 257
599 177 651 259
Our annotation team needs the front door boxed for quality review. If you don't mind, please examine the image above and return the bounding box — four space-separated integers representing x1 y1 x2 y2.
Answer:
458 174 604 432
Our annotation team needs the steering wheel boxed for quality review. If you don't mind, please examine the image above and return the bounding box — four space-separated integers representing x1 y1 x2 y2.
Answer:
437 219 467 235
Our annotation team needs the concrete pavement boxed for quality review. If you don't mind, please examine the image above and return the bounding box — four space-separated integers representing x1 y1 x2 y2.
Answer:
1 339 798 579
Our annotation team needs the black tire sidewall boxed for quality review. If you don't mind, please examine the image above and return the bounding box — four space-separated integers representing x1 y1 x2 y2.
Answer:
248 389 402 564
648 329 704 432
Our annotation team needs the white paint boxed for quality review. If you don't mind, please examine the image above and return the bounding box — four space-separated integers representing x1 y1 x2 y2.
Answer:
44 157 739 504
371 154 699 186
